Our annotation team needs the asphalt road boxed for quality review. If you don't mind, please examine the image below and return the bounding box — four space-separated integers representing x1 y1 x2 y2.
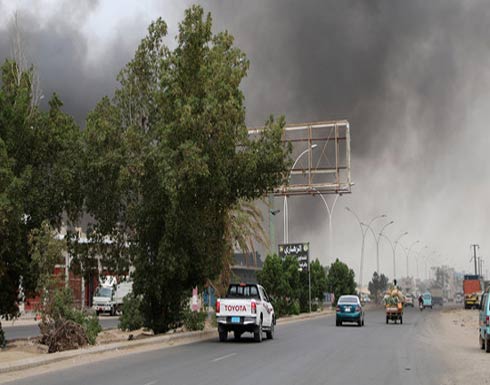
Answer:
3 317 120 340
4 306 448 385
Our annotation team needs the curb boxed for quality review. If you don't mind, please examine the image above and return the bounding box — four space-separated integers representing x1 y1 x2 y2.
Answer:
0 309 334 374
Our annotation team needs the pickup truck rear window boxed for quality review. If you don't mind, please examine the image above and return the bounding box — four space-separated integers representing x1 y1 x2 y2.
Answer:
227 284 260 299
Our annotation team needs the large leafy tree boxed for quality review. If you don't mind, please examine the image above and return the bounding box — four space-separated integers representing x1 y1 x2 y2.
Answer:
368 271 389 304
326 259 357 305
0 59 82 341
84 6 290 333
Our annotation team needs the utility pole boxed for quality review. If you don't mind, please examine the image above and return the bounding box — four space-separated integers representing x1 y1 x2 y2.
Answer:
471 244 479 275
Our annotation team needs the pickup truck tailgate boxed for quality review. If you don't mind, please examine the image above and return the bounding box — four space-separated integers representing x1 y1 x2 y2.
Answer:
218 299 256 317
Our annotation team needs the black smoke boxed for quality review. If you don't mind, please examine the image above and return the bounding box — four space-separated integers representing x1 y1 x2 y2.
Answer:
1 1 490 278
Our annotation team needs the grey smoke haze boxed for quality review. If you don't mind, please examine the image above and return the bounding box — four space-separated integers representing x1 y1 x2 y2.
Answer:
1 1 489 282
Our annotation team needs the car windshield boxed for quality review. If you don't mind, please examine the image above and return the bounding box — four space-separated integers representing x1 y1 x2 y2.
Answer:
226 284 260 299
95 287 112 298
423 294 431 299
338 296 359 304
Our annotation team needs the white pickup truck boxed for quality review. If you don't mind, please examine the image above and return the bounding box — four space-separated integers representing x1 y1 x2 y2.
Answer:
93 279 132 316
216 283 275 342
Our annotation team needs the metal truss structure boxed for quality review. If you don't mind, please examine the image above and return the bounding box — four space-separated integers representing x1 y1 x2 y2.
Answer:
249 120 352 196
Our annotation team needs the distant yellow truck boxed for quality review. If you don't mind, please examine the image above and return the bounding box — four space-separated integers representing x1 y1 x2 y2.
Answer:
464 275 482 309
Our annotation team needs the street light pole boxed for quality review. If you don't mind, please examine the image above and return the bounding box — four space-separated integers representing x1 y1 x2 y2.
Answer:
269 205 280 255
393 232 409 279
379 231 407 280
417 245 429 280
283 145 318 243
312 188 340 264
404 240 420 278
365 220 394 274
345 207 386 292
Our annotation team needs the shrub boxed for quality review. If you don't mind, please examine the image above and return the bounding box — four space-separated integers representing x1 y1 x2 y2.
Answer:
84 315 102 344
289 301 300 315
119 293 144 331
0 324 5 348
209 312 217 328
40 288 102 347
183 309 206 331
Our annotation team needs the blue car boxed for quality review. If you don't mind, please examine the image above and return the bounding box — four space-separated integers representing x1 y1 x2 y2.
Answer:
422 292 433 309
336 295 365 327
479 288 490 352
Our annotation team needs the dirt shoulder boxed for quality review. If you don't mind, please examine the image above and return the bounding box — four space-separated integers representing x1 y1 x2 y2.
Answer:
437 307 489 385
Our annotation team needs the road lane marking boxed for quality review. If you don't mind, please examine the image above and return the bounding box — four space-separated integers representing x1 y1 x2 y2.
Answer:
143 380 157 385
211 352 237 362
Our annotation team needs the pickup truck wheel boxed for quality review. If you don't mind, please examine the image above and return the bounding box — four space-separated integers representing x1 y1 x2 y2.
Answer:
486 337 490 353
219 331 228 342
254 320 263 342
266 322 274 340
96 310 101 317
480 335 485 350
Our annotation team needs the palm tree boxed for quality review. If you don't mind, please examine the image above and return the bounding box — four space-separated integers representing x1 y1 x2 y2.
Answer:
210 198 269 297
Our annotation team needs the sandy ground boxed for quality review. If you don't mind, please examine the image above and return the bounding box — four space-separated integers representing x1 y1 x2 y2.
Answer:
438 307 490 385
0 323 196 363
0 321 217 384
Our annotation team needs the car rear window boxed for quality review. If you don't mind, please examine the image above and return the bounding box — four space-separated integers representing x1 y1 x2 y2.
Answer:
226 284 260 299
338 296 359 304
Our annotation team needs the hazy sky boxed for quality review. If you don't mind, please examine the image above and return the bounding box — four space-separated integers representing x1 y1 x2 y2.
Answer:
1 0 489 284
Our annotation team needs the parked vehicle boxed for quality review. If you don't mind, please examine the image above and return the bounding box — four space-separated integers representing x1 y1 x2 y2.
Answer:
404 295 414 308
216 283 275 342
479 288 490 352
93 277 132 316
464 275 482 309
336 295 365 326
455 292 464 304
421 292 432 309
430 287 444 306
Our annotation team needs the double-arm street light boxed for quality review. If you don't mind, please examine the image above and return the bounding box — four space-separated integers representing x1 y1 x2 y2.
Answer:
283 145 318 243
404 240 420 278
364 220 394 274
416 245 429 280
345 207 386 292
380 231 408 280
311 187 340 263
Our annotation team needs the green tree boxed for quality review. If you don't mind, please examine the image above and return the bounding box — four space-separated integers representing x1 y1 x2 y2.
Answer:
29 221 66 295
326 259 356 305
258 254 301 317
298 259 328 312
368 271 389 304
83 6 290 333
0 59 82 339
310 259 328 301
